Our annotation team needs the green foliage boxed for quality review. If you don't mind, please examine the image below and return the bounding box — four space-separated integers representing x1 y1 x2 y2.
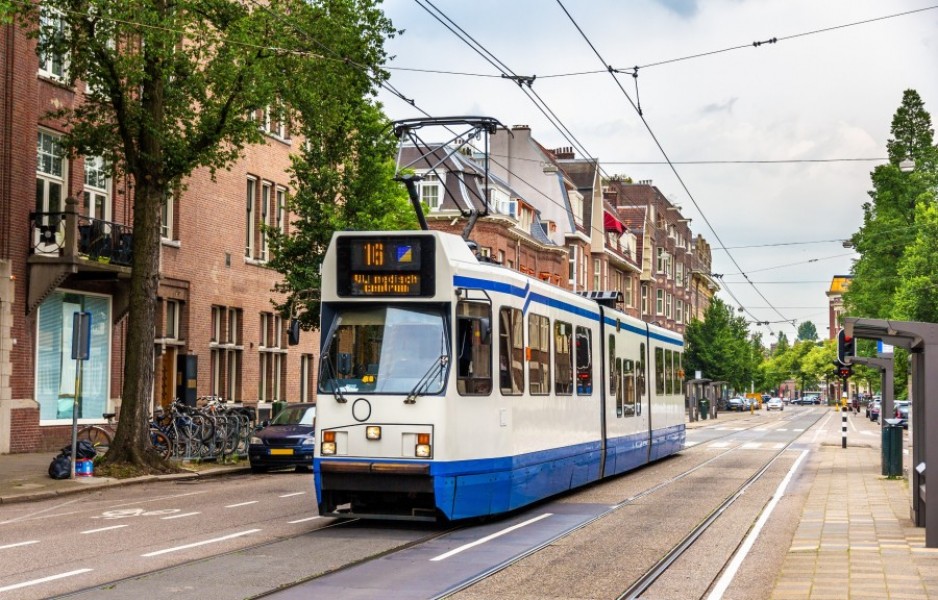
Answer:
266 102 416 328
684 297 755 391
796 321 818 341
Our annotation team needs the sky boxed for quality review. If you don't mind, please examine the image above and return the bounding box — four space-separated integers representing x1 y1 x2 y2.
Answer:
375 0 938 343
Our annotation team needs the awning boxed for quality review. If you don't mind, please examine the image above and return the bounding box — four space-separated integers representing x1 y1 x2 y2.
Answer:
604 210 625 234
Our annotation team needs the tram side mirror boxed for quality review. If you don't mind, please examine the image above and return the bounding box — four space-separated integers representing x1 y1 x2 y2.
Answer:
337 352 352 376
287 318 301 346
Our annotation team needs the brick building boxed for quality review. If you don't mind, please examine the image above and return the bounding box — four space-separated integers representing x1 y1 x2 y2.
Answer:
0 20 319 453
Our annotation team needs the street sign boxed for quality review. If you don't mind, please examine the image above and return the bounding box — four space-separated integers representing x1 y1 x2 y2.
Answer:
71 311 92 360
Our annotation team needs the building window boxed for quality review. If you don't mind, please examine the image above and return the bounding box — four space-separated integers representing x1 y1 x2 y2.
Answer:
666 293 673 319
419 173 441 210
161 191 175 240
276 187 287 234
37 130 65 216
36 291 111 421
165 299 180 339
623 276 633 307
300 354 315 402
641 284 649 315
260 182 272 261
567 245 577 284
656 289 664 316
676 262 684 287
38 8 68 80
83 156 110 221
210 306 243 401
656 247 665 273
245 177 256 258
259 312 285 401
593 258 602 290
676 299 683 324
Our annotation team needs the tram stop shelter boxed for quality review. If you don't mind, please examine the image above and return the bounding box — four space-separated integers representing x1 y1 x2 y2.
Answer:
685 379 725 422
844 316 938 548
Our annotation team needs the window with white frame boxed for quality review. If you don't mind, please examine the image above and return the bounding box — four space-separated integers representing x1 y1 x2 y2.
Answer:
165 299 180 339
83 156 110 221
161 191 175 240
676 262 684 287
419 173 441 210
656 289 664 316
260 182 272 261
37 131 65 216
676 299 683 324
300 354 315 402
210 306 243 401
259 312 285 401
656 247 665 273
570 191 584 226
245 177 256 258
666 293 673 319
38 8 67 80
641 284 649 315
593 258 602 290
623 276 633 307
276 187 286 234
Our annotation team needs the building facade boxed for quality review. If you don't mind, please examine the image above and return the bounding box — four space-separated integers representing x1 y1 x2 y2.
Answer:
0 20 319 453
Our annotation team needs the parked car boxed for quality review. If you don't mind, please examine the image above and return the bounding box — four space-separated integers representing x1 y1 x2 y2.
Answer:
249 403 317 473
766 397 784 411
895 403 910 429
726 397 745 411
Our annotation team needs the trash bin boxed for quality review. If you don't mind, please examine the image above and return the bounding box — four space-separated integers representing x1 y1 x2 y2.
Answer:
882 419 903 477
271 401 287 420
699 399 710 420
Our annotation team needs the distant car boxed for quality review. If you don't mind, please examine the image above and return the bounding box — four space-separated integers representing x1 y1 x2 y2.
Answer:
895 403 909 429
869 401 881 422
726 397 745 411
249 403 316 473
766 397 784 411
893 400 910 418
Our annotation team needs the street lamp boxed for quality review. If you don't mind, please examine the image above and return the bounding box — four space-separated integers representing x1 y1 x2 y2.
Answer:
900 158 915 173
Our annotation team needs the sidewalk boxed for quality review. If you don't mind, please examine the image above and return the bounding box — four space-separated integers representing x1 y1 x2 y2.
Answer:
0 451 250 504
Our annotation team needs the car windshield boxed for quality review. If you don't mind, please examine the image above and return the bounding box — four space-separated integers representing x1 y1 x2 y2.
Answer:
271 406 316 426
319 305 449 396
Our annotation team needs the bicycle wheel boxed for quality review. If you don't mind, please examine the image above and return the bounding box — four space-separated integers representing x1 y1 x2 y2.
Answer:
77 425 112 456
149 429 172 460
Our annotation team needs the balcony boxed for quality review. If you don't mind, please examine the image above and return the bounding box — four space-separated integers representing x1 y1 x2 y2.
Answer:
27 196 133 318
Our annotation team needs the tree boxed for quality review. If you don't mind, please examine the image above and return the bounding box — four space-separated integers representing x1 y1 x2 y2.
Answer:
17 0 396 471
267 102 416 329
796 321 818 341
846 90 937 318
684 298 754 391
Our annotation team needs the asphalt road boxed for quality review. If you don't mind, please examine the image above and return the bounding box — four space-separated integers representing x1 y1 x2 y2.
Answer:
0 406 837 599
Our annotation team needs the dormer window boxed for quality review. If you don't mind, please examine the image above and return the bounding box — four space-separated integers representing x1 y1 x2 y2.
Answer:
419 173 441 210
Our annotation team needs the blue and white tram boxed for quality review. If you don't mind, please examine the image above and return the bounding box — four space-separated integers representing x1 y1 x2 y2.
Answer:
314 230 685 521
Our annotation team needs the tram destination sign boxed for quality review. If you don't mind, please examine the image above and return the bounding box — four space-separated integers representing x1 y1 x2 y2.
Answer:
336 235 436 297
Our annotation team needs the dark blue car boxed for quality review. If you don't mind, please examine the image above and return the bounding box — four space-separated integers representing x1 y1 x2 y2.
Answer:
249 403 316 473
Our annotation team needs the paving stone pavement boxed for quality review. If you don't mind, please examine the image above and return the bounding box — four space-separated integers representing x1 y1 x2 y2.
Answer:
771 410 938 600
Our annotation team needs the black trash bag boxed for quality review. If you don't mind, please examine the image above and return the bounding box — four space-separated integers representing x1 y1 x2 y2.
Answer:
48 453 71 480
59 440 97 459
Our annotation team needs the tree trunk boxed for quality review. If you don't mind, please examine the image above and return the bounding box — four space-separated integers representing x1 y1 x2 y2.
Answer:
104 179 168 470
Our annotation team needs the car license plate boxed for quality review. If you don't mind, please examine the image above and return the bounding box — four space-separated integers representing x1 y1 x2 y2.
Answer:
270 449 294 455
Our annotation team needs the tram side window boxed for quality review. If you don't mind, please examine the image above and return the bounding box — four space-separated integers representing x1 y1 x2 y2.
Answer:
637 343 646 416
622 359 636 417
665 349 673 395
456 301 492 396
674 350 684 394
655 347 664 396
608 336 616 395
575 326 592 395
528 314 550 395
499 307 524 395
614 357 623 417
554 321 574 395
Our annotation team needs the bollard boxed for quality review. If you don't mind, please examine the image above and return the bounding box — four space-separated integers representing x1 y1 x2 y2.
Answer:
841 405 847 448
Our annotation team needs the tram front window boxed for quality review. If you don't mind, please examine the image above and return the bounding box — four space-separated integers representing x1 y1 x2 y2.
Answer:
319 306 448 395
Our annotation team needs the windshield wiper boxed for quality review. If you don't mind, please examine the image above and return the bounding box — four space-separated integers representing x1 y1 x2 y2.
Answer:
405 355 448 404
320 358 348 403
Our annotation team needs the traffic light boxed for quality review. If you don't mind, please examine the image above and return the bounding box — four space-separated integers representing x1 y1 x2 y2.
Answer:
838 364 853 379
837 329 855 365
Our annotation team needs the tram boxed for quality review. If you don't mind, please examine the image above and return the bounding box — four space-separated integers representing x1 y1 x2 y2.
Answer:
313 230 685 521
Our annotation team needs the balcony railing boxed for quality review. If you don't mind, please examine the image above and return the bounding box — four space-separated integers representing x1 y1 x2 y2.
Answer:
30 211 134 267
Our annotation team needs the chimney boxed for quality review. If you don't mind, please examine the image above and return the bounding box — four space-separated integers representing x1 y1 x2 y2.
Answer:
554 146 575 159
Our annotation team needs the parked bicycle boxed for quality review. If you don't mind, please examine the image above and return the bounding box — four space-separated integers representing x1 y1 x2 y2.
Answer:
77 413 172 459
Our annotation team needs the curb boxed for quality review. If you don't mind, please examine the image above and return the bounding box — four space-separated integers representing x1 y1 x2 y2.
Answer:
0 466 252 505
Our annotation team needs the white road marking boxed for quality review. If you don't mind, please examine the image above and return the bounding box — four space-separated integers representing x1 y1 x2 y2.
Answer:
105 491 207 509
685 441 698 447
162 512 201 520
794 428 805 432
741 442 762 449
430 513 553 561
709 442 731 449
0 569 93 593
777 428 788 432
141 529 261 557
0 540 38 550
706 449 809 600
0 498 82 525
81 525 128 534
225 501 259 508
287 516 321 524
279 492 306 498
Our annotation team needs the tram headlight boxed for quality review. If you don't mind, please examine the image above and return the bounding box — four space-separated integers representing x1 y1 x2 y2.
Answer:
366 426 382 440
415 433 431 458
321 431 336 455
